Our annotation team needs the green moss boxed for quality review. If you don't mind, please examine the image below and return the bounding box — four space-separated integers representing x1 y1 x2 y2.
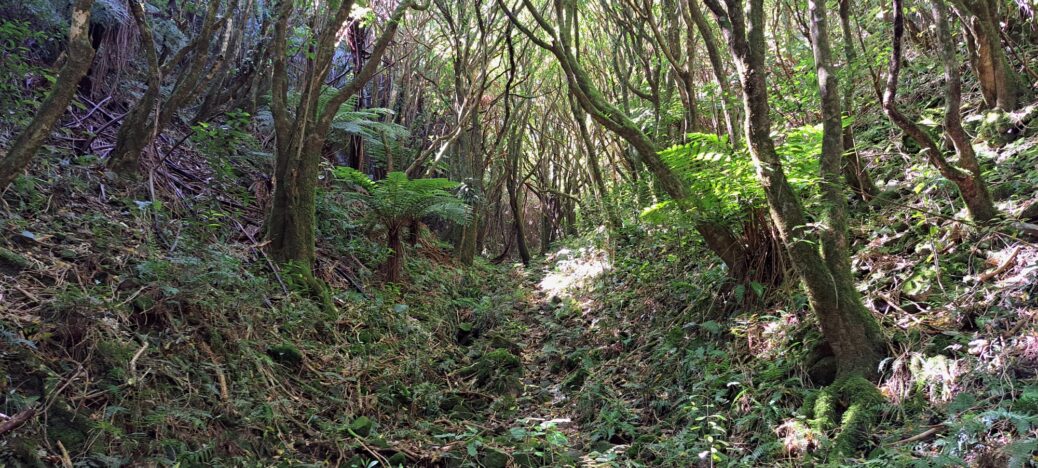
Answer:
561 367 588 392
267 343 303 367
460 348 523 394
806 375 885 458
0 246 30 272
811 385 837 432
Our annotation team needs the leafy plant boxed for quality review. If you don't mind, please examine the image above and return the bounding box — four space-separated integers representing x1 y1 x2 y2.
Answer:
0 20 52 121
334 168 470 282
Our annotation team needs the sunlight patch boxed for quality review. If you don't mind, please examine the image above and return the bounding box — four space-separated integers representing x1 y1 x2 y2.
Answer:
539 247 610 299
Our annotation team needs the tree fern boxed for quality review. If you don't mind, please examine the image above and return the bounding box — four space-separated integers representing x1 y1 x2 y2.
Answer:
333 168 470 281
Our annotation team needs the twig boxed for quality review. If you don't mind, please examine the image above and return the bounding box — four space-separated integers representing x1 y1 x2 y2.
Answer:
978 246 1021 283
231 218 289 295
895 424 944 445
0 408 36 437
198 341 231 404
57 440 73 468
128 341 150 384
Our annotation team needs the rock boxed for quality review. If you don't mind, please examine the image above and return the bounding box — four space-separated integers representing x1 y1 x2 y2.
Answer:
1020 202 1038 221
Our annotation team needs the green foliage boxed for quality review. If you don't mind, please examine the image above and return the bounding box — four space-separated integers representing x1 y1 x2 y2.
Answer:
190 109 256 158
334 168 471 231
0 20 52 121
326 95 411 168
648 125 825 223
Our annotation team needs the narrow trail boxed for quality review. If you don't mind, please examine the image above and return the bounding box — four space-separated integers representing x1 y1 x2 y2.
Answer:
498 249 615 466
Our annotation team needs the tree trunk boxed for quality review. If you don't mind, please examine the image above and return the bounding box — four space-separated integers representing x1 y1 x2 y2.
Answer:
502 0 748 273
265 0 411 284
0 0 96 189
686 0 739 147
837 0 878 201
883 0 999 222
107 0 162 176
385 225 405 283
705 0 886 378
107 0 226 177
953 0 1021 110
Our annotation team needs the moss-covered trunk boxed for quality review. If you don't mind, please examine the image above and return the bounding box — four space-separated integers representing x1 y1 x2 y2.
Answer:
0 0 96 189
706 0 886 378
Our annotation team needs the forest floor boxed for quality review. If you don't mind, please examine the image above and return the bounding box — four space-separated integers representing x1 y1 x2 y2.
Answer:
2 102 1038 466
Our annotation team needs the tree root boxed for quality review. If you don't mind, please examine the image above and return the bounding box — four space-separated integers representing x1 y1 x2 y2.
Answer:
806 375 885 458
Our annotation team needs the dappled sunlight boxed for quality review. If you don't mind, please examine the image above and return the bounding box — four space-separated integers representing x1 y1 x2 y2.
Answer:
538 247 610 299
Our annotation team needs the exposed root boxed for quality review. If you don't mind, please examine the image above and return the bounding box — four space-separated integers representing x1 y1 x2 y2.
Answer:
806 375 886 458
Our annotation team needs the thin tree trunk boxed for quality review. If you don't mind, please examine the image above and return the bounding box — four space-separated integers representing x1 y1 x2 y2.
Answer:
837 0 878 201
883 0 998 222
385 225 405 283
952 0 1021 110
686 0 739 147
107 0 227 176
0 0 96 189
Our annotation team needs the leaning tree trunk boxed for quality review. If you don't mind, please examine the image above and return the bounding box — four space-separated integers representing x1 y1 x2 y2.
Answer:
883 0 999 223
0 0 96 189
501 0 749 274
705 0 886 378
107 0 227 176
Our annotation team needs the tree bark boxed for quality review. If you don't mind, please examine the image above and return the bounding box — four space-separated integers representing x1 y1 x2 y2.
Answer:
107 0 228 176
0 0 96 189
951 0 1021 110
501 0 748 273
704 0 886 378
266 0 413 286
837 0 878 201
385 225 405 283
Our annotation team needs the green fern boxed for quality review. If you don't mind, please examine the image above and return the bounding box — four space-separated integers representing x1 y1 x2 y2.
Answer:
334 168 470 230
650 127 825 223
334 168 470 281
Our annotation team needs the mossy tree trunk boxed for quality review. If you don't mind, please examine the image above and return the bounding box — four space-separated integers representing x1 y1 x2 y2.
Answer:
266 0 413 293
0 0 96 190
107 0 228 177
704 0 886 378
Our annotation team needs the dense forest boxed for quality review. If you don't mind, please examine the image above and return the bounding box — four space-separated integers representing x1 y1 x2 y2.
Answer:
1 0 1037 465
